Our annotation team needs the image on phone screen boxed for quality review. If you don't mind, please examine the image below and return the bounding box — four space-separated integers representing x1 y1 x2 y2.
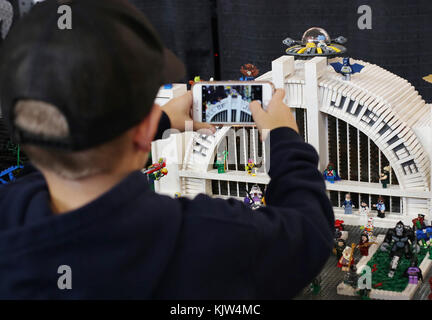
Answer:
202 85 263 123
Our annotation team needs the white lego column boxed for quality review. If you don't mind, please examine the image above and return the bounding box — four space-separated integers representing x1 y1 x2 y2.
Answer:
304 57 328 170
271 56 296 124
152 84 188 196
271 56 294 89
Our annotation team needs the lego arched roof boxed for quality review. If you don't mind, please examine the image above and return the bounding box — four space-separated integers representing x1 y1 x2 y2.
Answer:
320 59 429 191
258 58 430 191
323 58 429 128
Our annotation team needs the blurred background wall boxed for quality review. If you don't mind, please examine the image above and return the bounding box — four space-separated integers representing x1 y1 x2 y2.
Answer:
0 0 430 170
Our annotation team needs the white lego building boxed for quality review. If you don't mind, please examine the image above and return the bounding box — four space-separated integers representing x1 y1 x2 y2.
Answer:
153 55 432 229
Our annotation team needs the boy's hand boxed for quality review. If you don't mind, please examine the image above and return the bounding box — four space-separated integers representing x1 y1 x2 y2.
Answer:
249 89 299 139
161 91 216 134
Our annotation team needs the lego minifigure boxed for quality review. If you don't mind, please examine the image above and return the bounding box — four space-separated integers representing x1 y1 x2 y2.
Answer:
334 229 342 240
403 258 423 285
333 238 346 260
244 184 264 210
337 245 355 272
215 152 227 174
342 194 354 215
373 196 386 218
335 219 345 232
240 64 259 81
316 35 327 50
357 233 375 256
343 264 359 288
379 166 391 188
412 214 426 231
359 200 371 225
323 163 341 183
360 217 375 241
245 159 256 176
174 192 181 199
309 276 322 295
380 221 419 278
359 200 369 216
330 57 364 81
416 229 429 249
334 219 344 239
149 167 168 181
143 158 168 182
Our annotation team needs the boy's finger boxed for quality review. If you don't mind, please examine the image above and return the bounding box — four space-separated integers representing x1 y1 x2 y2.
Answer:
179 91 193 107
272 88 286 101
267 89 286 110
170 91 193 111
249 100 266 120
193 121 216 134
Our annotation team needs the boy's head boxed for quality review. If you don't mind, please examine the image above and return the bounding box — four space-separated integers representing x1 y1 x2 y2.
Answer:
0 0 185 179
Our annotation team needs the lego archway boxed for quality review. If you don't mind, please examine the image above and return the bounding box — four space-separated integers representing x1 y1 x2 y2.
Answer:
257 57 431 192
318 79 430 192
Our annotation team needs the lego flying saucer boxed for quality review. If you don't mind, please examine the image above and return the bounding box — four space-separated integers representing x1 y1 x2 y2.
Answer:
283 27 347 58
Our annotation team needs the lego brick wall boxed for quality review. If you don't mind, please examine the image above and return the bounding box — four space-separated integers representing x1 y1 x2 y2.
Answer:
130 0 432 103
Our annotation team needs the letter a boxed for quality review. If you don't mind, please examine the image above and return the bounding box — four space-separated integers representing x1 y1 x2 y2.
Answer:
58 5 72 30
57 265 72 290
357 5 372 30
357 265 372 290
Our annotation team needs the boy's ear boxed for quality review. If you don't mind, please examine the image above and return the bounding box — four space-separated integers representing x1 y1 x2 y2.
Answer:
133 104 162 152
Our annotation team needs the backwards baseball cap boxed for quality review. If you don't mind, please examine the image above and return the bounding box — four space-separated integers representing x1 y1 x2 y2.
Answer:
0 0 185 151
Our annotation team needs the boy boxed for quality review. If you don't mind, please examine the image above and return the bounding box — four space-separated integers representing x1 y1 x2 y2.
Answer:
0 0 334 299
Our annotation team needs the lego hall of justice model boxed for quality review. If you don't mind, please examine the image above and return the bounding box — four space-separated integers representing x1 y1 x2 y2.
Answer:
153 27 432 229
150 27 432 300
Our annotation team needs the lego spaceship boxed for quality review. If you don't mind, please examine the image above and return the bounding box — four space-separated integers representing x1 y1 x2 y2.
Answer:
283 27 347 58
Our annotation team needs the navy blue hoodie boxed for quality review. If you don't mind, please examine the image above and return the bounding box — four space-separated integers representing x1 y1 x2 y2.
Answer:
0 116 334 299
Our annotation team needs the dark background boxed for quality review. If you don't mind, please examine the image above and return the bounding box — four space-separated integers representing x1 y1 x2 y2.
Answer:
0 0 431 170
130 0 432 102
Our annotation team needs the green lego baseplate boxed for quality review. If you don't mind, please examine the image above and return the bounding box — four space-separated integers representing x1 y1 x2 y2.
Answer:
367 247 429 292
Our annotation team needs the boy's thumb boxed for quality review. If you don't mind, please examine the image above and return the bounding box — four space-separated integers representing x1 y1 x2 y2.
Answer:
249 100 266 120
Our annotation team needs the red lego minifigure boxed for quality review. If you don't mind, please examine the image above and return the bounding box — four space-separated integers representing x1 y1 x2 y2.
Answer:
358 233 372 256
335 219 344 232
412 214 426 231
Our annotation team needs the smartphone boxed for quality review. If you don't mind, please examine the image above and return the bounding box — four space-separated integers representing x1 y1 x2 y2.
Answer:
192 81 274 125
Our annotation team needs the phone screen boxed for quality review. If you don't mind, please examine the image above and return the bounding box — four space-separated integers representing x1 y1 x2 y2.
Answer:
201 85 263 123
